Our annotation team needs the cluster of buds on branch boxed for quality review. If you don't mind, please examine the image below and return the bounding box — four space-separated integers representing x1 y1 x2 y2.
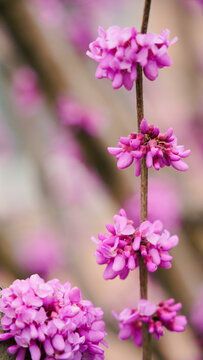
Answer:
0 1 190 360
92 208 179 279
88 8 189 358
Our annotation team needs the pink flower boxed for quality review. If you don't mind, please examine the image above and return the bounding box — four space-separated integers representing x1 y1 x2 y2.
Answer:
113 298 187 346
108 118 190 176
0 275 107 360
138 220 179 272
87 26 177 90
91 209 178 279
136 30 177 81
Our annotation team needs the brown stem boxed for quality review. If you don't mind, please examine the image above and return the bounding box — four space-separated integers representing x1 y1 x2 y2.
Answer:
141 0 152 34
136 1 152 359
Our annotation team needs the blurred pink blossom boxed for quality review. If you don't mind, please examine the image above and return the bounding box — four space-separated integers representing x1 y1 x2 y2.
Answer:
12 66 42 116
65 14 93 52
190 284 203 345
189 112 203 155
57 95 104 136
15 229 64 276
31 0 64 28
125 177 182 230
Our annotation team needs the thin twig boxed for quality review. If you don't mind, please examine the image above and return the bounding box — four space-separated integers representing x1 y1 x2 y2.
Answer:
136 0 152 359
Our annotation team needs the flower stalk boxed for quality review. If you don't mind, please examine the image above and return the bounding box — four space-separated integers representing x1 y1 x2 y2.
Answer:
87 0 188 358
136 0 152 359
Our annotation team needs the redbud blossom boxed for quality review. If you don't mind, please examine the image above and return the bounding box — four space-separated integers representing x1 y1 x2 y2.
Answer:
108 118 190 176
91 209 179 279
87 26 177 90
0 275 107 360
113 299 187 346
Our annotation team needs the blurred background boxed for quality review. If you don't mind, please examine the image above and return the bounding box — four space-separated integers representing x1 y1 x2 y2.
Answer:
0 0 202 359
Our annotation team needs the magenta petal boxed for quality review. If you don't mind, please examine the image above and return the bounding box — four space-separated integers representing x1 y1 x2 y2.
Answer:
140 118 148 133
173 316 187 332
160 252 172 262
123 72 133 90
158 53 172 67
146 151 153 168
44 338 54 356
69 287 81 302
114 214 127 233
16 348 26 360
119 325 132 340
131 64 137 81
133 329 142 347
171 160 188 171
134 158 141 176
0 332 13 341
146 261 157 272
166 127 173 138
139 220 151 234
95 66 106 79
128 255 136 270
119 267 129 280
7 345 19 355
103 262 117 280
144 60 159 81
106 223 116 234
132 150 143 159
159 261 171 269
107 147 121 156
152 220 163 234
167 235 179 250
112 255 126 272
149 248 160 265
52 334 65 352
112 72 123 89
29 344 41 360
122 224 135 235
147 233 159 245
117 152 133 169
130 138 140 149
180 149 191 158
119 137 130 146
132 236 141 251
87 330 104 342
137 47 148 67
138 299 156 316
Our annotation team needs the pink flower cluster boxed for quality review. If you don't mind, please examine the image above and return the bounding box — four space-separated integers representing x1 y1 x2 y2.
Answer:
108 118 190 176
91 209 178 280
113 299 187 346
57 95 104 136
86 26 177 90
0 274 107 360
